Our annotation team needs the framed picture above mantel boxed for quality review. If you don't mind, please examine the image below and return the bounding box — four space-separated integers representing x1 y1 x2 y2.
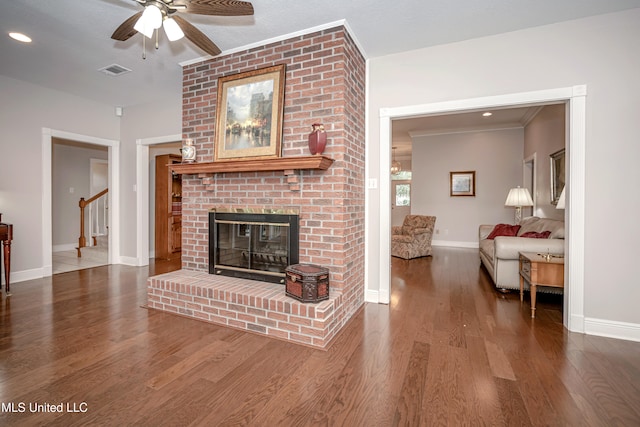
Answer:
215 64 286 161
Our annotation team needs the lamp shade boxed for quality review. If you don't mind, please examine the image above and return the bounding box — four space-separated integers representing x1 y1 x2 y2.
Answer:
505 187 534 207
556 187 566 209
163 17 184 41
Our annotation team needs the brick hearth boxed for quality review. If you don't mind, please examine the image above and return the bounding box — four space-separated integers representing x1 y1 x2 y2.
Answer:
148 270 344 348
147 25 366 349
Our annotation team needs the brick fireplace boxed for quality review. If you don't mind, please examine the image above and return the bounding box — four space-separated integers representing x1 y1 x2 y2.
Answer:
147 25 366 348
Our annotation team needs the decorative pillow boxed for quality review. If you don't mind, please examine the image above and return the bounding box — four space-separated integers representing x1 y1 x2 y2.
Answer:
520 231 551 239
487 224 521 240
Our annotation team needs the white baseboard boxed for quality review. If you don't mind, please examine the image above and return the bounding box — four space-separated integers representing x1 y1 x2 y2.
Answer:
365 289 379 303
584 317 640 343
53 243 77 252
432 240 479 249
118 256 141 266
568 313 585 333
1 267 47 285
365 288 389 304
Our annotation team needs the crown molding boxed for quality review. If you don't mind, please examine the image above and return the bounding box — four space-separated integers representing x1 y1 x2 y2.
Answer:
408 124 523 139
520 105 544 127
180 19 367 67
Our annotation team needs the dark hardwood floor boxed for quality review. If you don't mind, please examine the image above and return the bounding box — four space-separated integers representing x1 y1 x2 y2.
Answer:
1 248 639 426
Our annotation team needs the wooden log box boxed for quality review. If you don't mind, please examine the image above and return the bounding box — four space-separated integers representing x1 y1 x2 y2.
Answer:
285 264 330 303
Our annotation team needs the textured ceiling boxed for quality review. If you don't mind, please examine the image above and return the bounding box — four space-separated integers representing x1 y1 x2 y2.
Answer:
2 0 639 108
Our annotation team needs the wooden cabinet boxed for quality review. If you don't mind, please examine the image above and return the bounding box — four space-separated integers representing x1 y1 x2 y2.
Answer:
155 154 182 260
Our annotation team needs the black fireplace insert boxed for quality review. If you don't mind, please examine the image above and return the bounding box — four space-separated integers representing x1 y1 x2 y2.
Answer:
209 211 299 284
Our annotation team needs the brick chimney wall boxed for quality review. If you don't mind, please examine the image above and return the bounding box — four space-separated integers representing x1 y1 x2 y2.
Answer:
179 26 366 332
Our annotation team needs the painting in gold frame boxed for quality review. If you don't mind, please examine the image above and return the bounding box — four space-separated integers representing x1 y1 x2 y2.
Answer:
215 64 286 161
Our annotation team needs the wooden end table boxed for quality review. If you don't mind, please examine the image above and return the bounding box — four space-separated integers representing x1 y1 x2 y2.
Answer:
0 213 13 295
519 252 564 318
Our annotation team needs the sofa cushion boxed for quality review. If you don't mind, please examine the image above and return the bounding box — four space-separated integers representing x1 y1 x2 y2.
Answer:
521 231 551 239
518 216 565 239
487 223 520 240
518 217 543 235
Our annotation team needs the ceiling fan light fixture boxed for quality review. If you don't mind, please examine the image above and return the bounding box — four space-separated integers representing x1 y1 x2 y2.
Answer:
134 15 154 38
134 4 163 38
111 0 254 57
143 5 163 29
163 17 184 41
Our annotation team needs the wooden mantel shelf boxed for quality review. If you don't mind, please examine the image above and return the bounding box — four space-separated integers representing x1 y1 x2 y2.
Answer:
169 155 334 175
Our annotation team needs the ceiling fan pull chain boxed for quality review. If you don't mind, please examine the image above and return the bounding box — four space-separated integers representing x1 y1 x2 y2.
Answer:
142 33 146 60
155 29 159 50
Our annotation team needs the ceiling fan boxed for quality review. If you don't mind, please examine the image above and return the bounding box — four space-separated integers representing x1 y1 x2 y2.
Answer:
111 0 254 57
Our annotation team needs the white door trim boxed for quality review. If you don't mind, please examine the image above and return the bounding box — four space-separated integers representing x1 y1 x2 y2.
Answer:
135 134 182 266
377 85 586 333
42 128 120 275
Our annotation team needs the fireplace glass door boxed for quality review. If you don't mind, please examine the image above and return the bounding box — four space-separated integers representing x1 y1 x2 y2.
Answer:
210 212 299 283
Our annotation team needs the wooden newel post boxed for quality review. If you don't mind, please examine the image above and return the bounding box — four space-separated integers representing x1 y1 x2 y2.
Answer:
77 197 87 257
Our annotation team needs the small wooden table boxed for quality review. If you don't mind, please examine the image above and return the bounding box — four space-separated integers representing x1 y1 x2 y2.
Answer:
0 213 13 295
519 252 564 318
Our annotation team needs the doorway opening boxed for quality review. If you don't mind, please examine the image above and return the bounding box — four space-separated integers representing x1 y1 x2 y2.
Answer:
135 134 182 266
377 86 586 333
42 128 120 277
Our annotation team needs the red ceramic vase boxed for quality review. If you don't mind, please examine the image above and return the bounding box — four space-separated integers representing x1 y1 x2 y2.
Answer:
308 124 327 155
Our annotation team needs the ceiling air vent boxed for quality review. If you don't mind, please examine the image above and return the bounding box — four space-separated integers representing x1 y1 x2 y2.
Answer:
98 64 132 77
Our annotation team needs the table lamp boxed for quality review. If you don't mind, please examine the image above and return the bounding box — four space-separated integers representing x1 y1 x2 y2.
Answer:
505 186 534 224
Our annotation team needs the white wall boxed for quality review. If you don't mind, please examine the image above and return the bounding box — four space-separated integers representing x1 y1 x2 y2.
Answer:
52 141 108 248
118 99 182 261
412 128 524 245
367 9 640 327
0 75 118 279
0 75 181 277
524 104 565 220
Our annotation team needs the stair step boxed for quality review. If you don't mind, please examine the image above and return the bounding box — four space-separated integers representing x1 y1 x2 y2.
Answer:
93 235 109 248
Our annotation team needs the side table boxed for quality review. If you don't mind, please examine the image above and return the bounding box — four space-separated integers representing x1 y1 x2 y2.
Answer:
519 252 564 318
0 213 13 295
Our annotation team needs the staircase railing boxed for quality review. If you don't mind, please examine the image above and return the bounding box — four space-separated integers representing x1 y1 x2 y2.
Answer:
77 188 108 257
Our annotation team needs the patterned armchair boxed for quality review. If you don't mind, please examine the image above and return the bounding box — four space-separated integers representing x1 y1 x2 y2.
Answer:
391 215 436 259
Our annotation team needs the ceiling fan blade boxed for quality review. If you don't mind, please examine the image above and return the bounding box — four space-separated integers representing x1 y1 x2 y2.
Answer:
173 15 222 56
174 0 254 16
111 11 144 41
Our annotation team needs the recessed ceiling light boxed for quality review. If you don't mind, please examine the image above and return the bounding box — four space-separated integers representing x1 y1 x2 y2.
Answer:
482 112 492 117
9 32 32 43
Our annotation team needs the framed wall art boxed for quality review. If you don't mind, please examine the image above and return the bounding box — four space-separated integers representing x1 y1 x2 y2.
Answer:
550 148 565 205
450 171 476 197
215 64 286 161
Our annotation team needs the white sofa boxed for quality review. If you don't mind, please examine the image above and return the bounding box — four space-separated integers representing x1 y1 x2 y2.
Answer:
479 216 565 291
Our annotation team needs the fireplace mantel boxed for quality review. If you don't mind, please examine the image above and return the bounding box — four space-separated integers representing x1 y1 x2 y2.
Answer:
169 155 334 175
